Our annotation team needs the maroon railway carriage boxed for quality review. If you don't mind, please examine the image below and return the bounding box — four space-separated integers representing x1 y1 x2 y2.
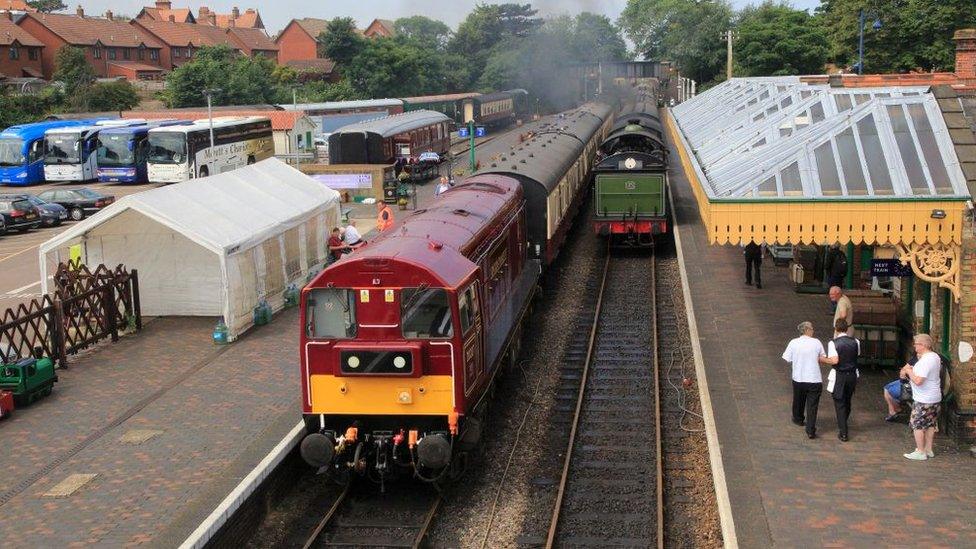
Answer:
299 176 539 481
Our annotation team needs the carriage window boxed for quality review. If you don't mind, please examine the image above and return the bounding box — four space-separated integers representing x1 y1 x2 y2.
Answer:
306 288 356 338
458 284 479 334
401 287 453 339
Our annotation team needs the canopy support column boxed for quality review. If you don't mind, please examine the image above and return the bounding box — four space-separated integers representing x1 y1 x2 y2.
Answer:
897 242 961 303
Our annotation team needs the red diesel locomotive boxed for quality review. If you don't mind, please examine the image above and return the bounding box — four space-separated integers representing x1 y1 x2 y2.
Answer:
298 103 612 483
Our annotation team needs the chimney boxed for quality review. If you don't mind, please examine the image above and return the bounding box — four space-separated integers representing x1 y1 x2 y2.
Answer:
168 14 175 22
155 0 172 9
954 29 976 80
105 10 113 20
198 6 209 17
207 12 216 25
75 5 84 17
231 6 240 18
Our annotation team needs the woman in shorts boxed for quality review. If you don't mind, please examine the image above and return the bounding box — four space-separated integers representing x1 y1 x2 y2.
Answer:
900 334 942 461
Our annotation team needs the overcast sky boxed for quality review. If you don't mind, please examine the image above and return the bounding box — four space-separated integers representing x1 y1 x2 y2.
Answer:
81 0 822 36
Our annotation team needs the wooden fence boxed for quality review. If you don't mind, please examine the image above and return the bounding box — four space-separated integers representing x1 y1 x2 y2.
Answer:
0 262 141 367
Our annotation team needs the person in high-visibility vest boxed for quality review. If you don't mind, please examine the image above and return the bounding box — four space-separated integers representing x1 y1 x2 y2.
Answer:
376 202 394 232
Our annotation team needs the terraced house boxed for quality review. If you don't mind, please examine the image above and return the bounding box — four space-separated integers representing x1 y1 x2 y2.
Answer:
131 17 278 70
0 12 43 80
16 7 164 80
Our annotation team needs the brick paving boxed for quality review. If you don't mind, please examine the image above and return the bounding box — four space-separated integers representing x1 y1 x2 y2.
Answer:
669 138 976 547
0 311 301 547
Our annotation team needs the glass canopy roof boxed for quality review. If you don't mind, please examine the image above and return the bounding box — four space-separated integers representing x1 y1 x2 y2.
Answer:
671 76 970 200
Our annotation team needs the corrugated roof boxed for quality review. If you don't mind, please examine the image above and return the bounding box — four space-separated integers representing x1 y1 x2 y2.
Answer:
331 110 449 138
227 26 276 51
0 15 42 46
672 76 970 199
133 18 234 47
123 109 309 130
22 12 163 48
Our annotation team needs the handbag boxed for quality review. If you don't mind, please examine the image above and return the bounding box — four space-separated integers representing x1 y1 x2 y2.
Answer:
900 380 913 402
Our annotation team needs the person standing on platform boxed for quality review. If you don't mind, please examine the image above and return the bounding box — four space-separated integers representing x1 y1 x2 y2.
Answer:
744 240 763 289
829 286 854 336
825 244 848 288
902 334 942 461
781 321 826 439
822 319 860 442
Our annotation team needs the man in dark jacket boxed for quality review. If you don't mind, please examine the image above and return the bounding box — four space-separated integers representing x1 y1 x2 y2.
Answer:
822 319 861 441
744 241 763 289
824 244 848 288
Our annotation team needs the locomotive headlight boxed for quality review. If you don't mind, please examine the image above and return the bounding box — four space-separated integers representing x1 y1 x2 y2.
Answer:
393 355 407 369
347 355 360 369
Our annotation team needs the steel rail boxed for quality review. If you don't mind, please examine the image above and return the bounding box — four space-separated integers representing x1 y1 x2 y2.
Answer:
652 252 664 549
544 241 611 548
302 484 351 549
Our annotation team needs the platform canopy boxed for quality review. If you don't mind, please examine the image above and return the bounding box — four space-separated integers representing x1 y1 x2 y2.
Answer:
669 76 971 249
38 159 340 339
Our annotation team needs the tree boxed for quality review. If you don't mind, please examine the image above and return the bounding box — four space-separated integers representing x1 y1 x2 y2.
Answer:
76 80 140 111
394 16 452 50
0 87 63 129
52 46 95 97
317 17 365 69
449 4 542 87
619 0 733 84
165 45 289 107
570 12 629 62
26 0 65 12
344 38 430 98
296 79 361 102
817 0 976 73
735 2 828 76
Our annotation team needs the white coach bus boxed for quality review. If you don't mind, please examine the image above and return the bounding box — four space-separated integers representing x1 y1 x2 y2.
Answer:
146 116 274 183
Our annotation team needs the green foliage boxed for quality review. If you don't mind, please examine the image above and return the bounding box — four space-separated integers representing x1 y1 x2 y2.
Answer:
817 0 976 73
165 45 290 107
52 46 95 97
294 80 361 103
571 12 629 62
26 0 65 12
619 0 733 85
73 80 140 112
343 38 432 98
449 3 542 88
394 16 452 50
0 87 64 129
317 17 366 69
735 2 828 76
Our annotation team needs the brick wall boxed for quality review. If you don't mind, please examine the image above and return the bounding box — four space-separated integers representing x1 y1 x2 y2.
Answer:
0 44 43 78
955 29 976 80
275 22 317 64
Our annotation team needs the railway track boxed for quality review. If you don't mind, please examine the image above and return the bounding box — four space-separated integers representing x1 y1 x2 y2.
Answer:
545 246 662 548
302 483 441 549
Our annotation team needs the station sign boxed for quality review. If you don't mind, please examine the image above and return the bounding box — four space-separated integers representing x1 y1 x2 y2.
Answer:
458 126 487 138
871 259 913 277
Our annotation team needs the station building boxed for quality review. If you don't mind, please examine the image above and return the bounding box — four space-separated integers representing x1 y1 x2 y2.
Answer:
669 30 976 444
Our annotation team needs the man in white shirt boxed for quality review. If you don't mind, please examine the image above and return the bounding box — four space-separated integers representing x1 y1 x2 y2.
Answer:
782 321 826 439
901 334 942 461
342 220 364 249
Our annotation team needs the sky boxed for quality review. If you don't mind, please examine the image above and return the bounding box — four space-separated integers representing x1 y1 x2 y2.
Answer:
76 0 823 36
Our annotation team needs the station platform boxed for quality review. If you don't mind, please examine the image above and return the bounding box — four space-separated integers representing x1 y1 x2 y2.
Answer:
669 140 976 546
0 313 302 547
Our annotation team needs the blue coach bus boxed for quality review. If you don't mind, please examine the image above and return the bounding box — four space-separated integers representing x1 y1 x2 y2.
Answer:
0 119 105 186
96 120 191 183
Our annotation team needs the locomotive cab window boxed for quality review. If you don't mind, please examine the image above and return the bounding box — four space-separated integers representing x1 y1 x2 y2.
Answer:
458 283 480 334
401 287 453 339
306 288 356 338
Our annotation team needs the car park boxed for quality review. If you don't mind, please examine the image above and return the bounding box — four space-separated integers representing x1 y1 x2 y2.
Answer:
36 188 115 221
0 193 68 227
0 195 42 233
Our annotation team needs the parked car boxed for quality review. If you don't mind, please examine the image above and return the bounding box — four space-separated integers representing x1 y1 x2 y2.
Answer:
0 215 6 235
36 188 115 221
0 193 68 227
0 195 42 233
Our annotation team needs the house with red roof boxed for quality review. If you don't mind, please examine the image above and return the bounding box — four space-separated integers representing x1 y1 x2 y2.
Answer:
136 2 264 30
0 0 32 13
131 17 277 69
17 8 164 80
135 0 194 24
0 12 43 79
362 19 394 38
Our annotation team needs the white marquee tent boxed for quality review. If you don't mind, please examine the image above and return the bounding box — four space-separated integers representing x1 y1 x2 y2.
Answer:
39 159 340 340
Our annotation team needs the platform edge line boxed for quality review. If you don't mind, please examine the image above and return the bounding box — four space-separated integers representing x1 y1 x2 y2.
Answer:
665 109 739 549
179 420 305 549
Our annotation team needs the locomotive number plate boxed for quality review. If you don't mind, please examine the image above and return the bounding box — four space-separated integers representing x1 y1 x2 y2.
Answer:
625 181 637 190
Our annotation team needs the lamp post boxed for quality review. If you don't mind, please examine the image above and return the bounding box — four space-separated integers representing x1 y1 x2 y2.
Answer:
202 88 221 149
856 10 882 75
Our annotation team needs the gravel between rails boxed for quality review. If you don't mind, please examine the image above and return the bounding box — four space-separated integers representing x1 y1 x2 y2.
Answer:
426 206 602 548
